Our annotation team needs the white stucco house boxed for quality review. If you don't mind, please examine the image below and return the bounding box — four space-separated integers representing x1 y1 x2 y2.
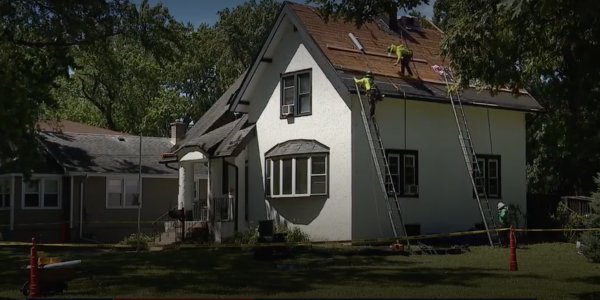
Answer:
159 2 543 242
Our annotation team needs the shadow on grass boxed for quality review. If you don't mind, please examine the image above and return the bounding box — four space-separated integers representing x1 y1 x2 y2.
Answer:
571 291 600 300
567 275 600 285
64 249 547 296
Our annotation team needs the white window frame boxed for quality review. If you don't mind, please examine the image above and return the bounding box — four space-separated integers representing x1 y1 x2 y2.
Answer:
0 177 11 210
21 176 62 210
387 153 401 194
266 155 328 198
487 159 500 197
105 177 142 209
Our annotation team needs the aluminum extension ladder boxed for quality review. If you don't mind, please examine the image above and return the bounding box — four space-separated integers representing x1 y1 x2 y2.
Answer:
431 66 502 247
355 82 410 247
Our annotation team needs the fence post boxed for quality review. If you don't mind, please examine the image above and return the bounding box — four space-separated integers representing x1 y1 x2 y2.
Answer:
29 238 40 297
509 226 518 271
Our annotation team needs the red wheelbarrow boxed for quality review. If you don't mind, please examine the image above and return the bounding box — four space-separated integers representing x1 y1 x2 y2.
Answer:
21 260 99 296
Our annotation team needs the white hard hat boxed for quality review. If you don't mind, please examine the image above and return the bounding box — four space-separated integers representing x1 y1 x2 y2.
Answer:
497 202 506 210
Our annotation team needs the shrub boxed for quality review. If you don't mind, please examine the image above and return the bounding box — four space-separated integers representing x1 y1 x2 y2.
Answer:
224 228 259 245
551 202 587 242
580 175 600 263
222 224 310 244
119 233 153 251
275 224 310 243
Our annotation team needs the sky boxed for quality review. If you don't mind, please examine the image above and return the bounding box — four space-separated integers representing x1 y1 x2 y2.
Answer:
133 0 436 28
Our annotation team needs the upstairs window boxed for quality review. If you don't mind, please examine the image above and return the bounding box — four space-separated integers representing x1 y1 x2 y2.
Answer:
385 149 419 197
472 154 501 199
280 70 312 118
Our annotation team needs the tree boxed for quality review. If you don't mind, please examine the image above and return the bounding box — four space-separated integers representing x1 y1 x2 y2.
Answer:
580 174 600 263
0 0 185 177
213 0 281 94
307 0 428 31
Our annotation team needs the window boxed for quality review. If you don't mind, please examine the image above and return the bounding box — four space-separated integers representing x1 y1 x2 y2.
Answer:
0 178 10 209
280 70 312 117
22 178 61 209
385 150 419 197
472 154 501 199
266 155 328 197
106 178 140 208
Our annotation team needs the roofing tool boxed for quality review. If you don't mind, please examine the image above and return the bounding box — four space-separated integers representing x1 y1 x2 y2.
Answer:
431 65 502 248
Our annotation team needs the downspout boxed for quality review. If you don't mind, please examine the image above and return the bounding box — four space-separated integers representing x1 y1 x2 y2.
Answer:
79 174 89 241
10 176 15 231
225 161 239 232
70 176 74 230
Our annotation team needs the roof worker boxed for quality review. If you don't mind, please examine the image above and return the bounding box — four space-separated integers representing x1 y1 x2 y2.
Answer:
497 202 510 247
387 43 414 77
354 71 384 119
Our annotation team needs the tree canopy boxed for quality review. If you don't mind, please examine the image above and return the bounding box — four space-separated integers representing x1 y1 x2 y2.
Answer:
1 0 281 177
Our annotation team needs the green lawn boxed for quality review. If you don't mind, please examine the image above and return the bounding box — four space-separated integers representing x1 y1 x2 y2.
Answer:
0 243 598 299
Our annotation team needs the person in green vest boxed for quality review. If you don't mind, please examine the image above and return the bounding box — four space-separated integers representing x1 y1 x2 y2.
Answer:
498 202 509 247
353 71 384 118
387 43 414 76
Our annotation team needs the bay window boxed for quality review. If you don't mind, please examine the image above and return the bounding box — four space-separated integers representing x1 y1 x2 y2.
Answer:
265 155 328 197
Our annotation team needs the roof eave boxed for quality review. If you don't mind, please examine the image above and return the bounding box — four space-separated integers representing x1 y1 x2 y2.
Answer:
349 90 544 113
231 3 350 112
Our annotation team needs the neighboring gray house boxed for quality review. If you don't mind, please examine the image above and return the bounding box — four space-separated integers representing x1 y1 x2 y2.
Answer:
0 120 207 243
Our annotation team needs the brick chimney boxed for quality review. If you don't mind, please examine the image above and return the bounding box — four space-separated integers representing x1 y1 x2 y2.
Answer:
170 119 187 145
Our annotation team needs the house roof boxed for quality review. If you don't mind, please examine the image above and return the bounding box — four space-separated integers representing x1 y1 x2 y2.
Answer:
265 139 330 158
168 72 256 159
37 132 196 175
38 119 124 135
171 72 247 154
232 2 542 113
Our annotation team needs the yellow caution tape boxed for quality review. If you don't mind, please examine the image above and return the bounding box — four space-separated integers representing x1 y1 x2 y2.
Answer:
0 241 133 248
0 220 158 227
513 228 600 232
1 228 599 250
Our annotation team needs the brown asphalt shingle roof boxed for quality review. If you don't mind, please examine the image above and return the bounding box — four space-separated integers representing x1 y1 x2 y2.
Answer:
286 2 542 111
288 2 445 83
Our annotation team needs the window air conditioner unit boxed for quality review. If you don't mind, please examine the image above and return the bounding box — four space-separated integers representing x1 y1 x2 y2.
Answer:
404 184 419 195
281 104 294 116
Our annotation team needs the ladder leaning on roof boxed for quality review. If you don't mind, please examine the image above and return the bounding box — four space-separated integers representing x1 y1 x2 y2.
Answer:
354 81 410 248
430 65 502 248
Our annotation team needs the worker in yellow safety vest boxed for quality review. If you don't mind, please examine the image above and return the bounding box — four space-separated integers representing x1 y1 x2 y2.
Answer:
353 71 384 118
387 43 414 76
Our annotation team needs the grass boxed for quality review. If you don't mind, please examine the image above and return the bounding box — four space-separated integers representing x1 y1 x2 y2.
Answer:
0 243 598 299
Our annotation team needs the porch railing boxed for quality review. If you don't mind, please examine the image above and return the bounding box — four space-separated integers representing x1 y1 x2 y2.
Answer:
192 199 208 221
192 196 234 222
